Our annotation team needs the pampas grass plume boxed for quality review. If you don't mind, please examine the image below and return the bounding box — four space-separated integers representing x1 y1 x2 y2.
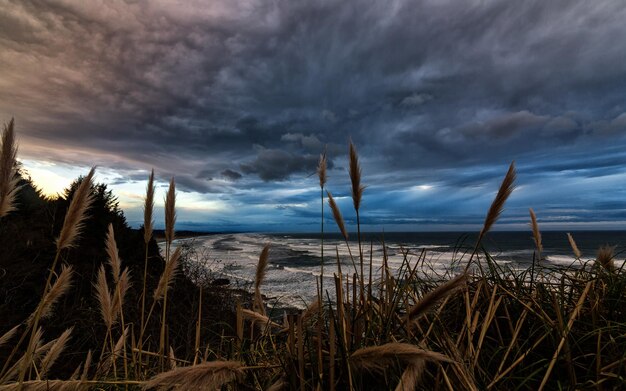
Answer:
480 161 516 237
112 268 131 320
350 342 452 373
105 224 121 283
94 265 114 329
142 361 243 391
56 167 96 251
567 232 582 259
253 244 270 316
596 245 615 272
529 208 543 254
144 169 155 243
153 247 182 301
164 177 176 244
327 191 349 241
405 274 466 326
349 141 365 211
35 265 74 322
0 118 19 218
0 325 20 348
317 151 327 188
39 328 73 378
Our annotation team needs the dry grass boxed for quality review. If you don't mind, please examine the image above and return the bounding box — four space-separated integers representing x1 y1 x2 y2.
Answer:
348 141 364 212
94 265 114 329
596 245 615 272
350 343 452 372
34 265 73 323
567 232 582 259
529 208 542 255
480 161 516 238
153 247 182 302
326 191 348 241
56 167 95 251
142 361 243 390
404 273 466 326
164 178 176 247
143 170 155 244
253 244 270 316
0 118 19 219
3 124 626 390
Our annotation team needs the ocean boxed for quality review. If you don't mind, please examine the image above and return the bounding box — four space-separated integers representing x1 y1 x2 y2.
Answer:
168 231 626 309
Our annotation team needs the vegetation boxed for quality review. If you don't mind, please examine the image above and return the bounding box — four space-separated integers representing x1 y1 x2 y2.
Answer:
1 119 625 390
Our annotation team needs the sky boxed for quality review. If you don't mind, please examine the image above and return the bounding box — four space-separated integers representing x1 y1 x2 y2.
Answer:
1 0 626 232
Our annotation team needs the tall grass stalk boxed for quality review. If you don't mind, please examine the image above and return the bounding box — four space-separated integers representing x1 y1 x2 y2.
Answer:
138 169 154 373
159 178 176 369
0 119 19 219
16 167 95 387
464 161 516 273
349 141 365 304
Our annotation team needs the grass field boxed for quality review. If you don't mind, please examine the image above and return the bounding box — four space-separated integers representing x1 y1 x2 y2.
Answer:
1 119 625 390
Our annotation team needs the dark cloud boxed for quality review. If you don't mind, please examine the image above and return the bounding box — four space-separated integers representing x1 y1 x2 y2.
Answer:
240 148 320 181
221 169 242 181
1 0 626 229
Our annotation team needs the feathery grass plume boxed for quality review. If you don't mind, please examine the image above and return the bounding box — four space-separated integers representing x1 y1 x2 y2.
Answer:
317 151 327 188
327 191 349 241
596 245 615 272
31 265 73 323
164 177 176 245
350 343 452 373
404 274 467 326
4 328 43 382
567 232 582 259
112 326 128 360
144 169 155 243
39 328 73 379
0 118 19 218
142 361 243 390
105 224 121 283
529 208 543 254
479 161 516 238
317 149 327 306
153 246 182 302
111 268 131 319
0 325 19 348
241 309 282 330
56 167 96 251
139 170 156 367
394 361 426 391
94 265 114 329
253 244 270 316
348 141 365 212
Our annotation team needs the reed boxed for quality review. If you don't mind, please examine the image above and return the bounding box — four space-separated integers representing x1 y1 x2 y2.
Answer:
349 141 365 302
139 170 155 371
16 168 95 387
142 361 243 390
4 130 626 390
159 178 176 369
0 119 19 219
529 208 542 256
253 244 270 316
38 328 72 379
567 232 582 259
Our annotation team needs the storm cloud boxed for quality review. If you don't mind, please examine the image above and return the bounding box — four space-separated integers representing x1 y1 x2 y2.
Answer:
1 0 625 230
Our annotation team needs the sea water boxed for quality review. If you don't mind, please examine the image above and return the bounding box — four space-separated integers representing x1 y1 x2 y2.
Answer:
167 231 626 309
